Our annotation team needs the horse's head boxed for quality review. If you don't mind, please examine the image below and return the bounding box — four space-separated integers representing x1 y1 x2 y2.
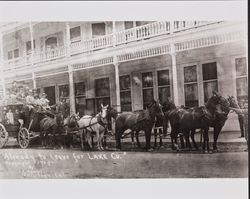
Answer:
65 112 80 128
162 97 176 112
147 100 164 118
227 95 239 108
206 91 230 113
107 106 118 120
100 104 109 119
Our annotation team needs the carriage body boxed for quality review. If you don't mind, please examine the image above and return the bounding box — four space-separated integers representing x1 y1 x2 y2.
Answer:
0 102 31 149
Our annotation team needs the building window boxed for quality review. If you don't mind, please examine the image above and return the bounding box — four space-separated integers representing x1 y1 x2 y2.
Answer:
70 26 81 43
75 82 86 116
184 65 198 107
157 70 171 104
202 62 218 102
59 84 69 99
45 37 57 50
92 23 106 38
120 75 132 111
142 72 154 109
125 21 134 29
26 40 36 55
7 49 19 60
235 57 248 103
95 77 110 112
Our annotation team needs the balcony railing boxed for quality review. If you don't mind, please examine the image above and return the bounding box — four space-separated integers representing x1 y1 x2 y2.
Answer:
3 21 221 70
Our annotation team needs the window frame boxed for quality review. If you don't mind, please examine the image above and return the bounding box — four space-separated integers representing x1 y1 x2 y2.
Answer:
70 26 81 43
119 74 132 112
202 61 218 103
183 65 199 107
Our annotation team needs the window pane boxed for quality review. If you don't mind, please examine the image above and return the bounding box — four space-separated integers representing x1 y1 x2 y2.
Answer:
236 77 248 98
184 83 198 107
8 51 13 60
204 81 218 102
70 26 81 40
75 82 85 96
86 99 95 115
143 88 154 108
158 86 171 104
95 78 110 97
125 21 134 29
26 40 35 53
59 85 69 98
120 75 131 90
13 49 19 58
142 72 153 88
92 23 106 38
76 97 86 117
202 62 217 80
45 37 57 49
236 57 247 76
184 65 197 83
120 91 132 112
157 70 170 86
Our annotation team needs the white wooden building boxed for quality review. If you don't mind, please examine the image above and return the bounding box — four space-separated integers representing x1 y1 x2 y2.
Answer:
0 21 247 131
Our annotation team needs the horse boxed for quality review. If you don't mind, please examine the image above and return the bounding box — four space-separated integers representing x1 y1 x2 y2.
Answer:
115 100 164 151
227 96 245 138
63 112 80 148
78 104 109 151
20 107 63 148
163 92 229 152
40 112 64 148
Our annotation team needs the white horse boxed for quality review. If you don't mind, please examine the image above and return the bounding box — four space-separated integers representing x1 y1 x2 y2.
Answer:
78 104 109 150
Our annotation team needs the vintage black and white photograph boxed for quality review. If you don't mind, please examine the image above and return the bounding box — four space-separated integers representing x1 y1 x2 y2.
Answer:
0 8 248 199
0 19 247 180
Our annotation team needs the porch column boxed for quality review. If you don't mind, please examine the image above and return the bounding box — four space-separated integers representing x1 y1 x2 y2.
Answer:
68 65 76 114
170 43 179 106
114 56 121 112
65 22 76 113
29 22 36 89
112 21 116 47
0 33 6 96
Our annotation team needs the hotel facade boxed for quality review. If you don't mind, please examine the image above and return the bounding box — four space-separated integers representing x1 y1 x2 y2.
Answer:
0 21 247 131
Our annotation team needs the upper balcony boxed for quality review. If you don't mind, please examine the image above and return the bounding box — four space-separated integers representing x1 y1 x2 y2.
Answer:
2 21 223 71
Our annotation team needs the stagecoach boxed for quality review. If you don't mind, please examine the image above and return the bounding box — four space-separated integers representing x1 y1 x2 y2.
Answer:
0 101 38 149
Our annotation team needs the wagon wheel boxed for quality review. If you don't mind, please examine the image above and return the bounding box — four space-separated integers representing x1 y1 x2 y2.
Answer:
18 128 30 149
0 123 8 148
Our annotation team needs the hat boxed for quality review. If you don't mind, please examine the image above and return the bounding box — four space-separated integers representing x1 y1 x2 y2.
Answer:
41 93 47 97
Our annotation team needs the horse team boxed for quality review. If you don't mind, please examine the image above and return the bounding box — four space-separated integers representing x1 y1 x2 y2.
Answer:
21 91 240 153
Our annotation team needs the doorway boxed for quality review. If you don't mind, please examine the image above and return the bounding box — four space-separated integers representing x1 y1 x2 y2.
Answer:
44 86 56 105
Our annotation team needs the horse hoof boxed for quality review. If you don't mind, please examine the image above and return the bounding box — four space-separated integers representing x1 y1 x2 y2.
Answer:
147 148 154 152
213 149 219 153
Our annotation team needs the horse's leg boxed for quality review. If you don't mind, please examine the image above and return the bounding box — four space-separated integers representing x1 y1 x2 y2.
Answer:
154 128 158 148
184 130 191 150
179 133 185 149
159 128 163 148
203 128 210 153
100 131 105 151
115 129 122 150
145 129 153 151
131 131 135 149
190 130 199 150
213 125 223 152
238 115 245 137
80 130 85 151
87 131 93 150
135 131 141 148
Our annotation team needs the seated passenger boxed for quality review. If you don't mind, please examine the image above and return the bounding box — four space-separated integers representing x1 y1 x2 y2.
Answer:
40 93 51 111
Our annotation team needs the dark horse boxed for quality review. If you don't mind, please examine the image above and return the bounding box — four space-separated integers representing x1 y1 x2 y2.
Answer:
21 106 63 148
163 92 230 152
115 100 164 151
